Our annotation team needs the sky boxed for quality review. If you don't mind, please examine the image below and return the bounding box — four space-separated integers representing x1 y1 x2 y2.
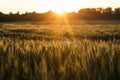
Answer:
0 0 120 13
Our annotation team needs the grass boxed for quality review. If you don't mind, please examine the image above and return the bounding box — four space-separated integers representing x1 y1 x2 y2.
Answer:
0 22 120 80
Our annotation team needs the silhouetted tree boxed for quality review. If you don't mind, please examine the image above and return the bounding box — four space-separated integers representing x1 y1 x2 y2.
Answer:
0 7 120 22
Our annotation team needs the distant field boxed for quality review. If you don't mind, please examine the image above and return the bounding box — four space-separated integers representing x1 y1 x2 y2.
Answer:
0 22 120 80
0 22 120 40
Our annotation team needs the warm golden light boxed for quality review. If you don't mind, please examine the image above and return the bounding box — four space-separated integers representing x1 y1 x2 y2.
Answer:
49 0 75 14
0 0 120 13
55 12 66 16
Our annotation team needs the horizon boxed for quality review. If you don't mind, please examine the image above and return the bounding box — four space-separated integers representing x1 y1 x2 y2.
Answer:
0 7 120 14
0 0 120 14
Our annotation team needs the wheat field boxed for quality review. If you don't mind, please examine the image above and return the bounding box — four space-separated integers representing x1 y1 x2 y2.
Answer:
0 22 120 80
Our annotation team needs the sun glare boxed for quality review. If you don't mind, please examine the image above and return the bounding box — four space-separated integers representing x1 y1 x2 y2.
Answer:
54 10 64 15
49 0 76 14
55 12 66 16
1 0 120 13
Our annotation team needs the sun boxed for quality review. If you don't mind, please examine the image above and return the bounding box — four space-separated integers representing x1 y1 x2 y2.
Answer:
51 1 66 14
49 0 76 14
54 10 65 15
53 11 64 16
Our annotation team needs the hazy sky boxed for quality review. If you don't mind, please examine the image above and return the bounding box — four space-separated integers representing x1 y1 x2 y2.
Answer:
0 0 120 13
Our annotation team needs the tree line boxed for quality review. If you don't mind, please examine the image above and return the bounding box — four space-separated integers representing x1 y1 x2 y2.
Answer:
0 7 120 22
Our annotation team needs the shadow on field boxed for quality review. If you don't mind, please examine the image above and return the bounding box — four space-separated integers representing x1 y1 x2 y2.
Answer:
0 28 57 40
0 23 120 41
0 30 120 41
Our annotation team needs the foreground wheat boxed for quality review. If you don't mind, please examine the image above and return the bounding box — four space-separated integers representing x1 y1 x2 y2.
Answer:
0 38 120 80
